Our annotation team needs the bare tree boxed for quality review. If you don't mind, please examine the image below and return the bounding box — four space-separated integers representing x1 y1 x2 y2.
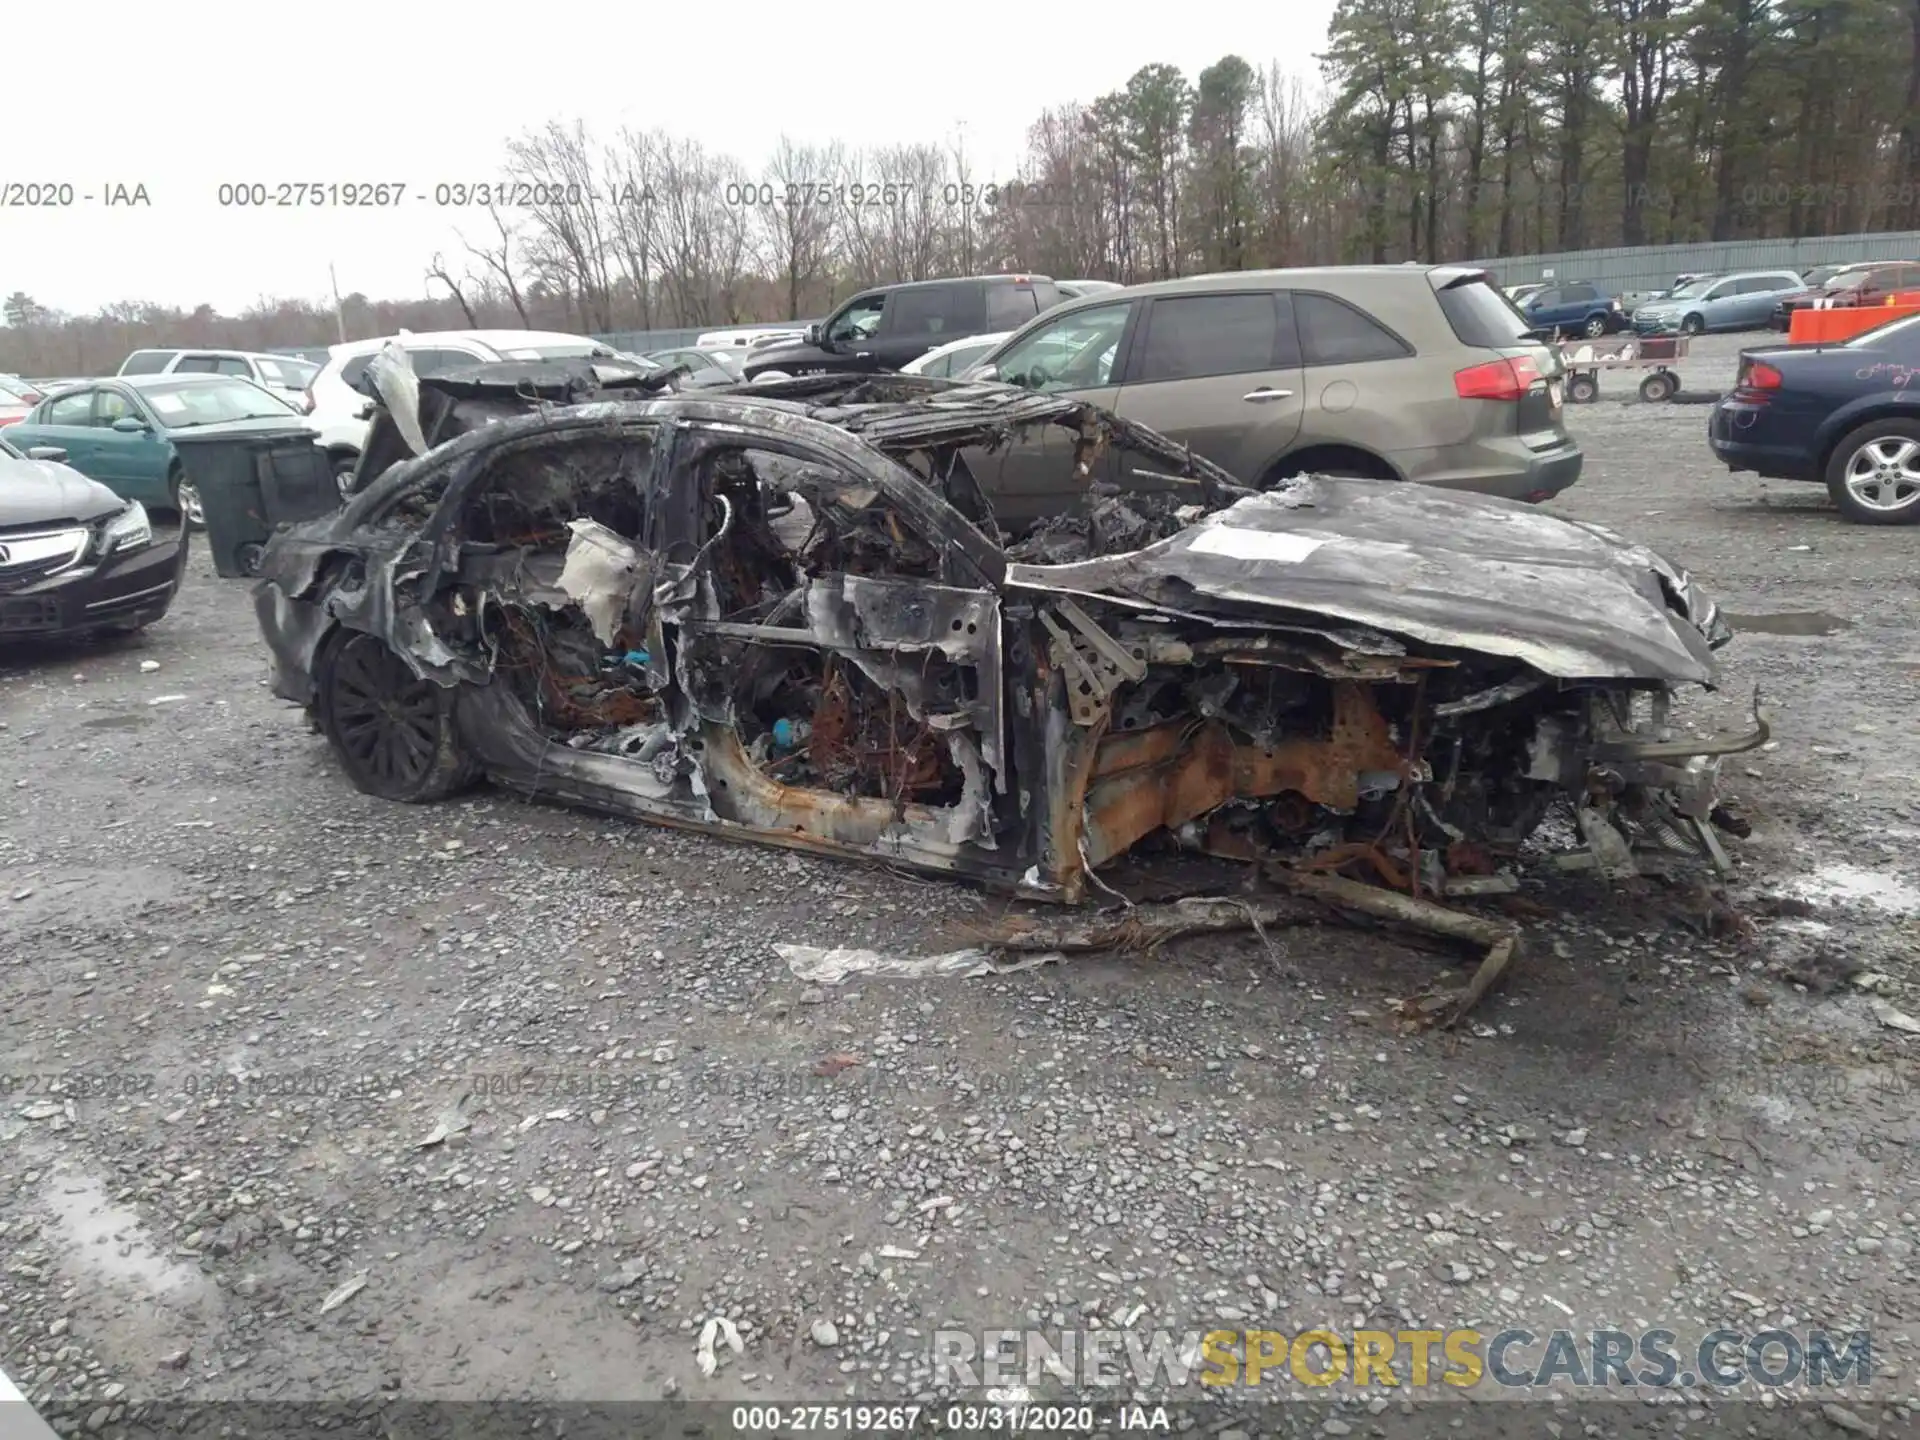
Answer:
425 253 478 325
870 144 953 281
645 134 755 325
461 206 531 326
506 119 619 330
605 127 661 330
758 136 843 320
948 124 980 276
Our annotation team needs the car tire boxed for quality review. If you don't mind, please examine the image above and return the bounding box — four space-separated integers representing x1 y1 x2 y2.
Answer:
167 466 204 527
1582 314 1608 338
332 453 359 498
1825 419 1920 524
316 630 480 802
1680 313 1706 336
1567 374 1600 404
1638 372 1678 403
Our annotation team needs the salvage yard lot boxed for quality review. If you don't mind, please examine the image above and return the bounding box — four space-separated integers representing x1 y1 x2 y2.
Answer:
3 332 1919 1434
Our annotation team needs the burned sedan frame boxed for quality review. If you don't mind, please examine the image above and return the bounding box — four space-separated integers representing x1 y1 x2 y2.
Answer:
252 369 1761 904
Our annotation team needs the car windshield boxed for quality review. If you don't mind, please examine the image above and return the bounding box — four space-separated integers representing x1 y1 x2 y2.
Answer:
995 304 1131 390
1670 277 1719 298
119 350 177 375
1829 271 1871 291
947 341 997 373
139 377 300 427
256 357 317 386
0 376 32 401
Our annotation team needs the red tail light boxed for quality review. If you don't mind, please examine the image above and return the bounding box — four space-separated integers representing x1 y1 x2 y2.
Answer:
0 415 20 427
1454 355 1542 401
1743 361 1783 391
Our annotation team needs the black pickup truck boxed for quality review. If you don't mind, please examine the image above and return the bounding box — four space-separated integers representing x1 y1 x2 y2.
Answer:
741 275 1064 381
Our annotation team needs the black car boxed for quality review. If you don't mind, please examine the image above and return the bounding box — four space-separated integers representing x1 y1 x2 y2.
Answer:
742 275 1064 381
250 366 1745 903
0 432 188 640
1708 309 1920 524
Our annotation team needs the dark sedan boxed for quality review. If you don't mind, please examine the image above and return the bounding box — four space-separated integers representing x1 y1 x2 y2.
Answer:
0 432 189 641
1709 310 1920 523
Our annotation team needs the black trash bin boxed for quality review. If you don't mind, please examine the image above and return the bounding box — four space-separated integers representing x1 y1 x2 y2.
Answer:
170 426 343 578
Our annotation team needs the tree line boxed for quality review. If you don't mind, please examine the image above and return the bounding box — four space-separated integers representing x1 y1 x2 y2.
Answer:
6 0 1920 375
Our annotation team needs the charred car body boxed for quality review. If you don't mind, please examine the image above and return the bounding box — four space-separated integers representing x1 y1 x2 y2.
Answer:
252 361 1759 904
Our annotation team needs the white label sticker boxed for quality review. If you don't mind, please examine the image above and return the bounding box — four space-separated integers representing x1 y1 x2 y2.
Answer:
1186 527 1325 563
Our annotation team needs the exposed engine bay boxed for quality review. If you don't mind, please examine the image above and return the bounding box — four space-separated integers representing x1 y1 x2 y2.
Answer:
253 363 1765 906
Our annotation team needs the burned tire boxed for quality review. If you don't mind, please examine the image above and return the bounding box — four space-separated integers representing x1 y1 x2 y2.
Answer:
1824 418 1920 525
1566 373 1600 404
1638 371 1678 403
316 631 479 802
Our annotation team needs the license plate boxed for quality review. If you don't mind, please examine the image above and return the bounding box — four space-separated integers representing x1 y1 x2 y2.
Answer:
1548 378 1563 408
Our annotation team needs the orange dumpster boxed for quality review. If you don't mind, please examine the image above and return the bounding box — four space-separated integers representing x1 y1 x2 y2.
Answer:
1788 301 1920 344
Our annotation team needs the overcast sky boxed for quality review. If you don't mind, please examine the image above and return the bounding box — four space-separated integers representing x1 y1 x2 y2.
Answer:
4 2 1336 317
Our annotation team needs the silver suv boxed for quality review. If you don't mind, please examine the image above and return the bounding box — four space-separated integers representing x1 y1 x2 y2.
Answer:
965 265 1581 527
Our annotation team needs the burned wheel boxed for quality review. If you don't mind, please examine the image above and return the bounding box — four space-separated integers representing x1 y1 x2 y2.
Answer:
317 631 478 802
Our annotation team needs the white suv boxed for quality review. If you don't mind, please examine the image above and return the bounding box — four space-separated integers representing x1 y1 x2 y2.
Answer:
304 329 622 483
118 349 319 408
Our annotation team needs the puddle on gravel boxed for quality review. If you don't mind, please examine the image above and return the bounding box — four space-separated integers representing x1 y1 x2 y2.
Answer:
42 1169 202 1298
1723 611 1852 637
1790 863 1920 915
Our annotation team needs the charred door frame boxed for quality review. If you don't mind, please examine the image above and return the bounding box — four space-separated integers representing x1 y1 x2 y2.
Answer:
661 421 1019 878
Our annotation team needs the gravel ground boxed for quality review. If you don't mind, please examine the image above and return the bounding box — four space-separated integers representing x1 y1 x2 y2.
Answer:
4 331 1919 1438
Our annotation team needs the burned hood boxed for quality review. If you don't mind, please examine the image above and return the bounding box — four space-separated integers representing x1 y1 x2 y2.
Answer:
1005 478 1727 685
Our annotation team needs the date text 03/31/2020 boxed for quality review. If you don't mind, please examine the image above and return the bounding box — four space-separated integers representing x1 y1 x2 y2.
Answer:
729 1404 1171 1433
721 181 1095 212
209 182 657 209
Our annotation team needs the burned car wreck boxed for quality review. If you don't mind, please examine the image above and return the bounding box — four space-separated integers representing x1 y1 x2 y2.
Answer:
252 363 1762 906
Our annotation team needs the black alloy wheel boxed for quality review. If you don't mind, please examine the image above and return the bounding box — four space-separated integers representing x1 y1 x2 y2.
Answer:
317 631 477 801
